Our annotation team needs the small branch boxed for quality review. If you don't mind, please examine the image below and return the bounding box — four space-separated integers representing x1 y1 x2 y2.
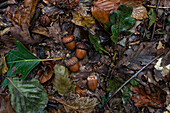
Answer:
40 58 62 61
105 53 164 105
147 5 170 9
49 96 81 113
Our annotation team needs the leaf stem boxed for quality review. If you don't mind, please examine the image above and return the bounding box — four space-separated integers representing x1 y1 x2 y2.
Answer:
40 58 62 61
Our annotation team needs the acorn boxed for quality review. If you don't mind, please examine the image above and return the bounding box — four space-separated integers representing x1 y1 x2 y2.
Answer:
40 15 51 26
65 57 79 72
87 75 98 91
76 43 88 59
62 35 76 50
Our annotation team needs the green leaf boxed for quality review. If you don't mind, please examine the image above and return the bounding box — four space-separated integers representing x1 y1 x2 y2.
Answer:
121 85 132 105
111 26 119 44
8 77 48 113
2 39 41 87
148 8 156 28
117 4 133 18
107 77 133 105
104 22 112 30
88 30 110 55
52 64 73 96
123 17 136 30
130 79 139 86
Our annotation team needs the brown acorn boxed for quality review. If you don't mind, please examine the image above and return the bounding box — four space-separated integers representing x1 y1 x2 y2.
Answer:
65 57 79 72
87 75 98 91
62 35 76 50
40 15 51 26
76 43 88 59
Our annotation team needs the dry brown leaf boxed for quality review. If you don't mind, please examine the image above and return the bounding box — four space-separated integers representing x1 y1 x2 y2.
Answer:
132 83 167 108
39 62 54 83
72 3 95 27
65 97 99 113
91 0 120 24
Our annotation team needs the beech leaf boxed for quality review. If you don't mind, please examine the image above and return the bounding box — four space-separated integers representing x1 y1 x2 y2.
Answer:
8 77 48 113
52 64 73 96
2 39 41 87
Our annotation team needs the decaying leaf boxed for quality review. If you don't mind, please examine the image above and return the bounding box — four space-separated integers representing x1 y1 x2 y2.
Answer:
48 0 80 9
7 0 39 44
39 62 54 83
154 51 170 82
0 95 16 113
0 56 8 75
132 83 167 108
1 39 41 87
52 64 73 96
75 85 87 97
8 77 48 113
72 3 95 27
65 97 99 113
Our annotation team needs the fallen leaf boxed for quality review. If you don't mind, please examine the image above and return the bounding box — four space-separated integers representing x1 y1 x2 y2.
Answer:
121 0 148 20
72 3 95 27
65 97 99 112
52 64 73 96
48 0 80 9
154 51 170 82
148 8 156 28
1 39 41 87
0 95 16 113
132 83 167 108
0 56 8 75
91 0 120 24
39 62 54 83
75 85 87 97
8 77 48 113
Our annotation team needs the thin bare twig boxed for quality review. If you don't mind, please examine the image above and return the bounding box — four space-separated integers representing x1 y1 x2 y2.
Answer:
151 0 161 39
147 5 170 9
105 53 164 105
48 96 81 113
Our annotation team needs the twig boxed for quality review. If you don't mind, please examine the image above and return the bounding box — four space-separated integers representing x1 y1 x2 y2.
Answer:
105 53 164 105
147 5 170 9
151 0 161 39
48 96 81 113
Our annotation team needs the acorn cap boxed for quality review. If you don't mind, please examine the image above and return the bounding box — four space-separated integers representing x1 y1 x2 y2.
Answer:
76 43 88 50
65 57 78 67
62 35 74 44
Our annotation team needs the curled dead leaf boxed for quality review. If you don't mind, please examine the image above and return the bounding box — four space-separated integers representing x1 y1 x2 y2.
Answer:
39 62 54 83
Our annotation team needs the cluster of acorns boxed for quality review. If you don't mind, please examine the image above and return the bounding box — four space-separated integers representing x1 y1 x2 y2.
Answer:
63 35 98 91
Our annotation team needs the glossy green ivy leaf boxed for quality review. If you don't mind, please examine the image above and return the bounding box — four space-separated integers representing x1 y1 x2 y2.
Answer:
52 64 73 96
8 77 48 113
2 39 41 87
148 8 156 28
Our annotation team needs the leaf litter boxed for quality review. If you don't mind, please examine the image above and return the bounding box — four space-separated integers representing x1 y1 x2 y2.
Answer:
0 0 169 112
